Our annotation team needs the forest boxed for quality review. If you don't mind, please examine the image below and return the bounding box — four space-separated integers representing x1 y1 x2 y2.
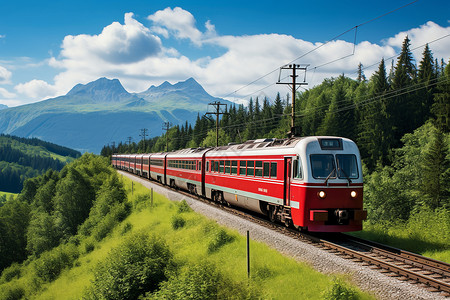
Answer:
0 135 81 193
102 36 449 231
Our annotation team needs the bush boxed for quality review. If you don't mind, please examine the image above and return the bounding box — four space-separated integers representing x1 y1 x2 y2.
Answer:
207 229 235 254
0 263 22 283
121 222 133 235
145 260 259 300
0 284 25 300
177 200 192 213
322 278 358 300
84 232 174 300
171 214 186 230
33 243 79 282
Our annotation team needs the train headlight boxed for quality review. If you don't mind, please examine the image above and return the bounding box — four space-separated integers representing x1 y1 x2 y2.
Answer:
350 190 357 198
318 190 327 199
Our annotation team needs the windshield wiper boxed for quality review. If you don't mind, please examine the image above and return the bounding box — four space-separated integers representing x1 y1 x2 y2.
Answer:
324 169 336 186
338 167 352 185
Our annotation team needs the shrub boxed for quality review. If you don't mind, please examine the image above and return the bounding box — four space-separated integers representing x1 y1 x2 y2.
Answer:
0 284 25 300
0 263 22 283
33 243 79 282
171 214 186 230
322 278 358 300
84 232 174 300
177 200 192 213
207 229 235 254
121 222 133 235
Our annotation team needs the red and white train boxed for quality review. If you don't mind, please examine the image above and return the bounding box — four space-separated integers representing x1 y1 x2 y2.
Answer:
112 136 367 232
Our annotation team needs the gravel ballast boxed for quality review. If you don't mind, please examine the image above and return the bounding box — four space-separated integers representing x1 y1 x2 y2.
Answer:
119 171 446 300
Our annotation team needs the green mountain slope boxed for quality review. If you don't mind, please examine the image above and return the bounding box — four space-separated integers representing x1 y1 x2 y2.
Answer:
0 135 81 193
0 77 231 153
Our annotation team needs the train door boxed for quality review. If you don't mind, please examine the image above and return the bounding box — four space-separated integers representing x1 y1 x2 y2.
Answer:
284 157 292 206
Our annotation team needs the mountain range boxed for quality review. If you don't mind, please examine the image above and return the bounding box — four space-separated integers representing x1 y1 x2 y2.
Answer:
0 78 229 153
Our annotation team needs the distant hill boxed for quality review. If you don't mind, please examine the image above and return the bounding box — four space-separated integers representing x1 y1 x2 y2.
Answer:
0 104 7 110
0 134 81 193
0 77 231 153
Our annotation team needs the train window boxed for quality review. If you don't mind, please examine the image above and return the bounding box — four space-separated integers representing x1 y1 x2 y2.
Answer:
225 161 231 174
198 161 202 171
263 162 270 177
231 161 238 175
239 161 246 175
270 162 277 178
336 155 358 179
310 154 335 179
293 159 303 179
215 161 219 172
247 161 254 176
255 161 263 177
318 138 343 150
219 161 224 173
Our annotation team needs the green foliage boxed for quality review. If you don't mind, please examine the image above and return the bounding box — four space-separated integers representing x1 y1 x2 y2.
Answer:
0 134 78 193
26 209 60 256
0 284 25 300
0 263 22 283
53 167 96 237
84 232 174 300
0 198 31 271
322 277 358 300
171 214 186 230
33 243 79 282
147 260 258 300
177 199 192 213
207 228 235 254
364 122 449 224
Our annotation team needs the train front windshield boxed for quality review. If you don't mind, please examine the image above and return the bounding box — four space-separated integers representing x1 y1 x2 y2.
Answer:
310 154 358 180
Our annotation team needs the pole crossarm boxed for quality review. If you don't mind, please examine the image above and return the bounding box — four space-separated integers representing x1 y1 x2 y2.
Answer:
205 101 228 147
276 64 309 137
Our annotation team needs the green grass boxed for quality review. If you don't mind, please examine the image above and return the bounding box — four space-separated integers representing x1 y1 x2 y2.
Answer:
350 217 450 264
1 176 375 300
0 191 17 199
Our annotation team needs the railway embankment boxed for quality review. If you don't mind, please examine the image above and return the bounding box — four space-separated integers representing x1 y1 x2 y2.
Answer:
120 171 448 300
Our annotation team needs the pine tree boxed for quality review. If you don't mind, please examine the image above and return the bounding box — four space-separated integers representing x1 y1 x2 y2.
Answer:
359 58 393 169
432 60 450 132
357 62 367 82
390 35 418 145
417 44 436 124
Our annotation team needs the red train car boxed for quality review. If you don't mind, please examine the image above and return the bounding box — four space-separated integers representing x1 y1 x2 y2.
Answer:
113 136 367 232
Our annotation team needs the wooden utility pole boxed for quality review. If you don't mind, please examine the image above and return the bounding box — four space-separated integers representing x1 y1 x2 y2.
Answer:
127 136 132 145
140 128 148 150
205 101 227 147
162 122 171 151
277 64 309 137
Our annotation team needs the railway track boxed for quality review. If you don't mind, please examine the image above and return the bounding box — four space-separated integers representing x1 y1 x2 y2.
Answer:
120 171 450 297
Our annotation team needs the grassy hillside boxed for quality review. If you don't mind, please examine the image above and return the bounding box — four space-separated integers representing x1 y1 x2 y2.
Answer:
0 160 373 300
0 135 80 193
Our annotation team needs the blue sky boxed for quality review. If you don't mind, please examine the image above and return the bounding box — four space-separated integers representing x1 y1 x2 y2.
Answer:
0 0 449 106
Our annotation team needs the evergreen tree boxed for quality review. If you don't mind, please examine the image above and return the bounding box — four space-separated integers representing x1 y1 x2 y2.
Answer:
390 36 419 144
357 62 367 82
358 58 393 169
432 60 450 133
417 44 436 124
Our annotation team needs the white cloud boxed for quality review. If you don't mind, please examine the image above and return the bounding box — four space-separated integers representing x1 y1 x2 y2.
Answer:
385 21 450 62
0 65 12 84
14 79 57 99
60 12 162 65
7 8 449 108
147 7 215 45
0 87 15 98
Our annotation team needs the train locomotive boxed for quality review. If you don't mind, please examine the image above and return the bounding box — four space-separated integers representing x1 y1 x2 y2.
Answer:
112 136 367 232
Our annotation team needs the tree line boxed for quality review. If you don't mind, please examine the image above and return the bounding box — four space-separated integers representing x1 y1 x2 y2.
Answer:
102 36 449 225
0 136 79 193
